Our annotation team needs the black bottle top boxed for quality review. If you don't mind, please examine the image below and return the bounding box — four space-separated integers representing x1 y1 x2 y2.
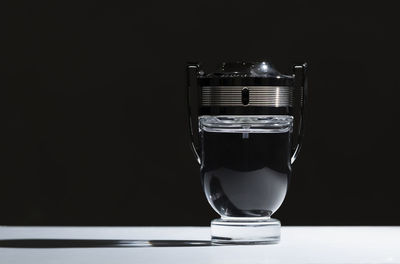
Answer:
198 61 294 86
196 62 295 116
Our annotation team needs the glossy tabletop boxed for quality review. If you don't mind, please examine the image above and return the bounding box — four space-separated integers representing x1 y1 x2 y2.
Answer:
0 226 399 264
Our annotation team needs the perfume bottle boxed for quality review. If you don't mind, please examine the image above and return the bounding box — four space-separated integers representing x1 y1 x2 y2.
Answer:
187 61 307 244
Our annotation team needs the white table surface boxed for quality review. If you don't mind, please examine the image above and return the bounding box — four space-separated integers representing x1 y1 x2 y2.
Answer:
1 226 399 264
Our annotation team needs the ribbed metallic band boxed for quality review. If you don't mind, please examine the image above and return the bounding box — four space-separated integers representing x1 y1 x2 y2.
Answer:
201 86 293 107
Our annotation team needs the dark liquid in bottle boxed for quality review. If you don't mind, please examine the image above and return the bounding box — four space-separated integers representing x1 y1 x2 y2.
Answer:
201 131 291 217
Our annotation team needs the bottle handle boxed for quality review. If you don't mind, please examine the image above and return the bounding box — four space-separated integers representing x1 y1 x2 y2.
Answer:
186 63 201 164
291 63 308 164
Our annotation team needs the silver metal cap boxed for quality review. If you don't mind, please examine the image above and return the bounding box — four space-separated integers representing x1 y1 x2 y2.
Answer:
201 86 293 107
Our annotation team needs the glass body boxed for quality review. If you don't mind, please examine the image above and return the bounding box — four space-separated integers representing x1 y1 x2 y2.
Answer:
199 115 293 219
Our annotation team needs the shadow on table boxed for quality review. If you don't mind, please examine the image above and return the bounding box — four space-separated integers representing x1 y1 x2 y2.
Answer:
0 239 213 248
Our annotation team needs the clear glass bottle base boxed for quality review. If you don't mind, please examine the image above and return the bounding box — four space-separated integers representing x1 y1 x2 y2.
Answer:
211 217 281 245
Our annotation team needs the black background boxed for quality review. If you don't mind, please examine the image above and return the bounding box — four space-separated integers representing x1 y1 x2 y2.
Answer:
1 1 400 226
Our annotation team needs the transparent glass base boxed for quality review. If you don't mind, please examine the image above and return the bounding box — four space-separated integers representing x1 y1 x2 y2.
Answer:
211 217 281 245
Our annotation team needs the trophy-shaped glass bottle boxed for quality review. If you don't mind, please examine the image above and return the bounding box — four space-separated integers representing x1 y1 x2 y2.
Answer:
187 61 307 244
